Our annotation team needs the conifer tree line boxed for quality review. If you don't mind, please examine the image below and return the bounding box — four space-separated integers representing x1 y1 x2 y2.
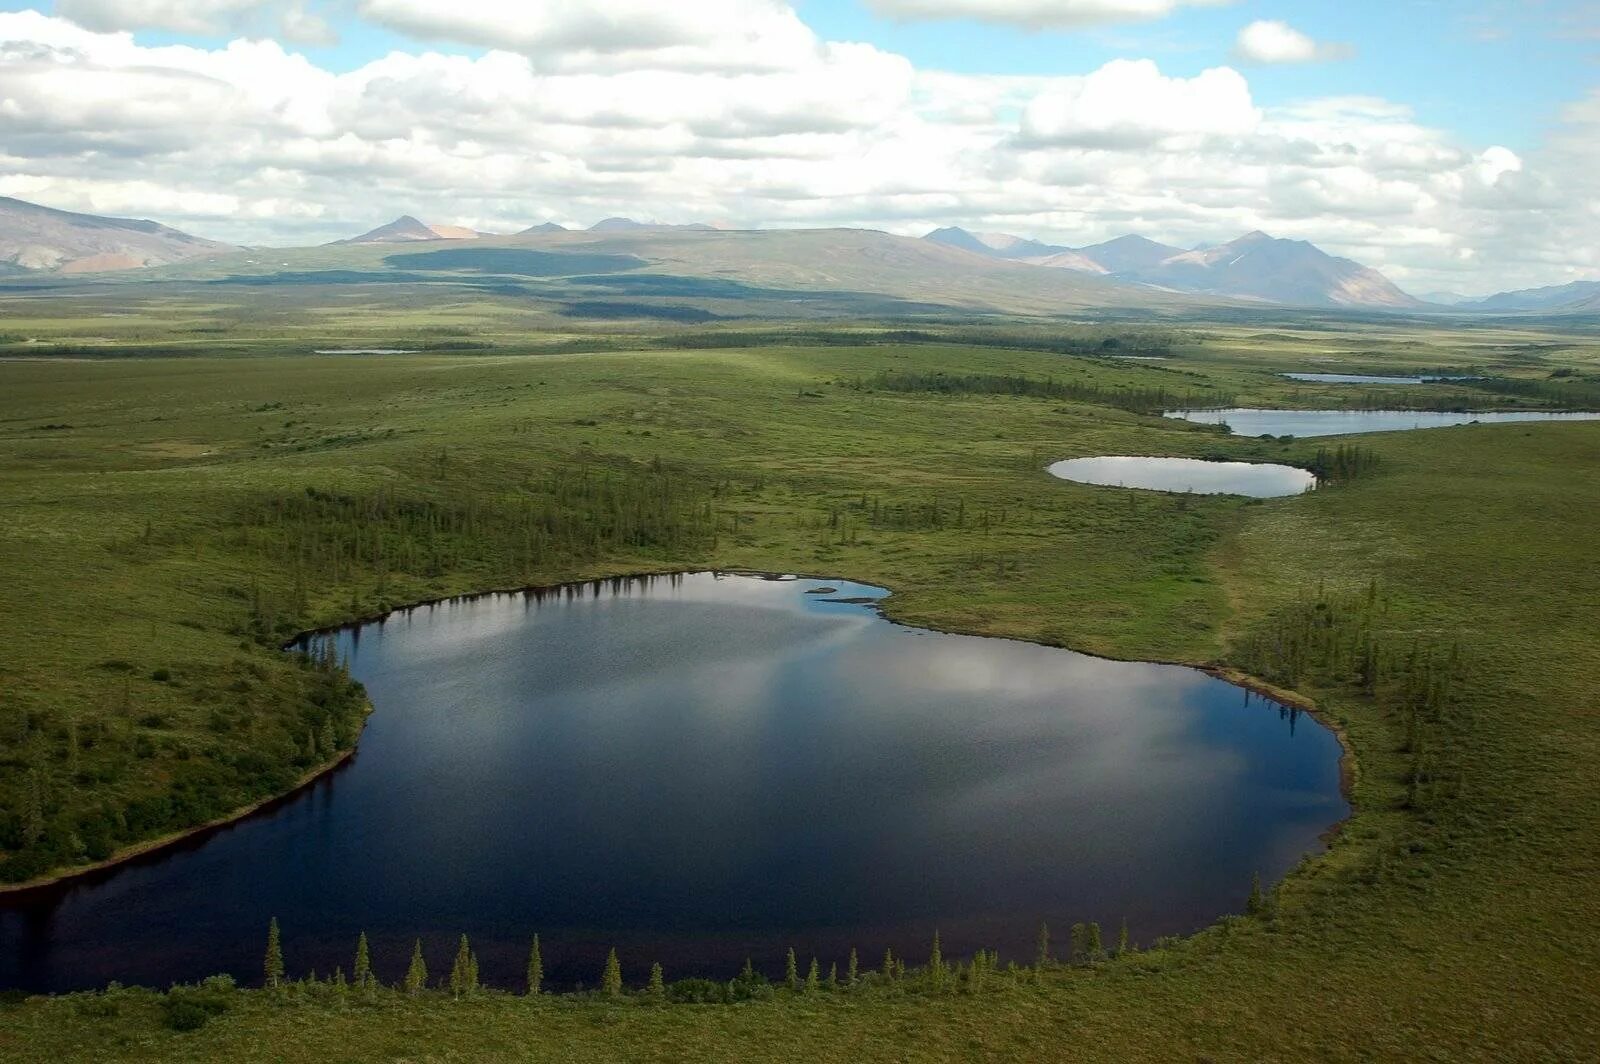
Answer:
853 370 1234 416
250 911 1229 1007
811 492 1015 538
1231 579 1471 813
236 459 726 643
1307 444 1381 483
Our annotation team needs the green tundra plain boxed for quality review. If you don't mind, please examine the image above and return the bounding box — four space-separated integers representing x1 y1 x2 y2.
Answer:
1 286 1598 1061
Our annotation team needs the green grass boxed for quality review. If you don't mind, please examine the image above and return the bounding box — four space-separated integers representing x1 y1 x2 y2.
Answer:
1 321 1598 1060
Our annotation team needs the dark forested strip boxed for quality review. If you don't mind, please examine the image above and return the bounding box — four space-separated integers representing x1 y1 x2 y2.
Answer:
855 370 1233 415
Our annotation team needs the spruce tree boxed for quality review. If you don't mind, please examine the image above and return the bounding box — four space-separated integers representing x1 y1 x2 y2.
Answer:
263 917 285 989
1117 919 1130 957
601 949 623 997
882 947 895 980
847 948 859 988
1035 922 1050 970
526 935 544 996
467 951 480 994
648 962 665 1002
785 947 799 991
1246 872 1266 916
449 935 473 997
929 930 946 990
1069 923 1087 965
827 962 838 991
804 957 820 994
1086 922 1103 959
353 931 372 989
404 939 428 994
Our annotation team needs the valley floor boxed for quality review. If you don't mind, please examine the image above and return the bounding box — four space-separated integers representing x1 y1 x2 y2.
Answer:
1 328 1597 1060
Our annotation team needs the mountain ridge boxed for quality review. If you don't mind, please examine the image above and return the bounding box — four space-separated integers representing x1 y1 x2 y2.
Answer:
0 195 233 274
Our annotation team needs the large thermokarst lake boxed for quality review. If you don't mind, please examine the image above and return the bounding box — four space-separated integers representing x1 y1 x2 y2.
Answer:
0 574 1347 993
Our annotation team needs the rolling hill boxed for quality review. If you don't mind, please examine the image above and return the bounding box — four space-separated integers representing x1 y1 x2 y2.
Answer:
0 195 233 274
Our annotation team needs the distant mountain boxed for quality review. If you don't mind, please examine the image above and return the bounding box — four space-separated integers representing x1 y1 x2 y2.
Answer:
519 222 567 235
1458 280 1600 313
925 226 1070 260
922 226 1414 308
1023 249 1108 273
1420 291 1475 307
331 216 500 245
1570 290 1600 314
0 194 233 274
590 218 717 233
1126 232 1421 309
1075 235 1184 275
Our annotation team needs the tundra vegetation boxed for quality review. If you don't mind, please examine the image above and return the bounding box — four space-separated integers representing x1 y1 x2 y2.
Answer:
0 297 1597 1061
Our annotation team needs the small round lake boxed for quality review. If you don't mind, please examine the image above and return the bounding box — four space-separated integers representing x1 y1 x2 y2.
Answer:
1049 456 1316 497
1165 408 1600 438
0 574 1346 993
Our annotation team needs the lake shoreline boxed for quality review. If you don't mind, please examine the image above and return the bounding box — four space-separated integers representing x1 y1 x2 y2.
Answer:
0 744 361 899
2 567 1355 902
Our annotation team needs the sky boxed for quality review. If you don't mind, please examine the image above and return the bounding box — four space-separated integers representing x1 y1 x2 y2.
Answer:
0 0 1596 295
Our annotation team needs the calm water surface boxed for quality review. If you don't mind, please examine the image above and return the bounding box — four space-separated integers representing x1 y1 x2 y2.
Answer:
1049 456 1316 497
1165 408 1600 438
0 574 1346 992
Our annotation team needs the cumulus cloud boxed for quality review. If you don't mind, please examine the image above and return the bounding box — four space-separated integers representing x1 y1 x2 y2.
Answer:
1019 60 1259 147
356 0 817 72
1233 20 1351 65
0 9 1594 291
865 0 1234 29
56 0 335 44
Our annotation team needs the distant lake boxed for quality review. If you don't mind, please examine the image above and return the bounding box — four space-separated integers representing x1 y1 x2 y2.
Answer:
313 348 417 355
1165 409 1600 438
1281 373 1478 385
0 574 1346 993
1049 456 1316 497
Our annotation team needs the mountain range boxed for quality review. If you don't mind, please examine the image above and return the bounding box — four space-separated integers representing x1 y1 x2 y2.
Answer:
331 215 724 245
1 194 1595 315
926 227 1421 309
1449 280 1600 313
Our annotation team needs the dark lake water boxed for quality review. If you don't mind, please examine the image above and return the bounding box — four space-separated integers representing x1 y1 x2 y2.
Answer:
1049 456 1316 497
1165 408 1600 438
0 574 1347 993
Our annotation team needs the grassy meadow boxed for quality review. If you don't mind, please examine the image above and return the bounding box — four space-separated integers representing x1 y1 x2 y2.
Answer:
0 298 1598 1060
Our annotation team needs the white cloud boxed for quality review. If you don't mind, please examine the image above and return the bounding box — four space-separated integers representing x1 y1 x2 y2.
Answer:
56 0 335 44
355 0 817 72
0 10 1594 292
865 0 1234 29
1020 60 1259 146
1234 20 1351 65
